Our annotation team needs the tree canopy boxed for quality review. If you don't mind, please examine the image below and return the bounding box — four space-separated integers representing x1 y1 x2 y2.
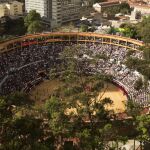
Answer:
0 45 149 150
45 45 132 149
125 45 150 80
24 10 43 34
136 16 150 43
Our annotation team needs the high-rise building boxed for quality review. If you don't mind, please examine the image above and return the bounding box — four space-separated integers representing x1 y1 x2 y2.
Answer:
25 0 91 28
25 0 52 20
52 0 82 27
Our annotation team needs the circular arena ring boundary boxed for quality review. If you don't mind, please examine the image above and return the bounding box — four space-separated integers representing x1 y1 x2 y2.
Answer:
0 32 149 108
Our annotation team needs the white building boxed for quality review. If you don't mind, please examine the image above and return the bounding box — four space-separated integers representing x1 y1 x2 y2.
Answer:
133 5 150 15
25 0 91 28
25 0 52 20
93 1 121 13
0 1 23 18
130 4 150 20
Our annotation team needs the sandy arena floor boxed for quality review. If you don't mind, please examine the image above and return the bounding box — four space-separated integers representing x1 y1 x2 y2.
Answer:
99 84 127 113
29 80 127 113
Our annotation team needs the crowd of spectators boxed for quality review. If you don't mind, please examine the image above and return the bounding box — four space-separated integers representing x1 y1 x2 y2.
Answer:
84 43 149 106
0 39 149 106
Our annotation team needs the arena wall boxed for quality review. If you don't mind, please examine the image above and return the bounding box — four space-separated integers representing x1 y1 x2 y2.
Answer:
0 32 149 107
0 32 144 53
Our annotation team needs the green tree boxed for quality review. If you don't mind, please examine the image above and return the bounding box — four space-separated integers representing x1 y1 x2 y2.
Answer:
80 24 88 32
134 78 143 91
136 115 150 150
27 20 43 33
45 45 119 150
125 100 142 150
108 27 117 34
45 96 72 149
141 45 150 61
0 17 26 38
0 94 54 150
24 10 41 27
1 115 50 150
93 0 105 3
119 23 138 38
103 2 131 18
0 23 5 35
126 100 142 119
0 98 13 142
125 56 150 80
137 16 150 43
68 21 74 32
24 10 43 33
6 92 32 107
119 2 131 14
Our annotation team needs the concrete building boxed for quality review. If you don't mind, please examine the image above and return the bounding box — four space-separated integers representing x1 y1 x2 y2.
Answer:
25 0 52 20
132 5 150 15
25 0 91 28
25 0 82 27
130 3 150 20
0 1 23 18
52 0 82 27
129 0 150 5
93 1 122 13
52 0 93 27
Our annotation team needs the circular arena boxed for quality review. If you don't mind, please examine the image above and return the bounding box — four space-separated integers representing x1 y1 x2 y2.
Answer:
0 32 149 109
